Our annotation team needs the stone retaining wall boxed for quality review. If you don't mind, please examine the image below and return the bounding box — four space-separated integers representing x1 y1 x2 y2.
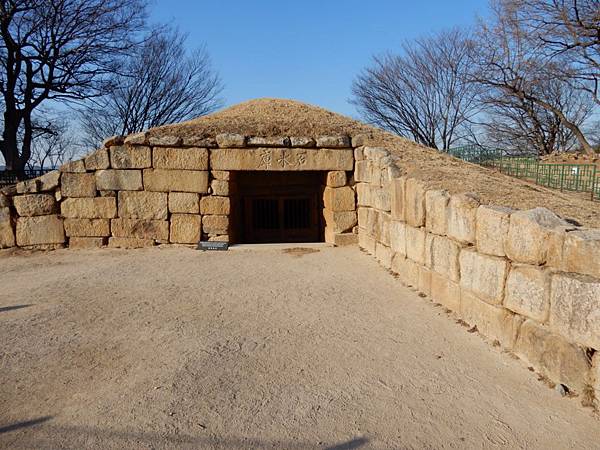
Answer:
0 133 359 250
2 131 600 408
355 145 600 407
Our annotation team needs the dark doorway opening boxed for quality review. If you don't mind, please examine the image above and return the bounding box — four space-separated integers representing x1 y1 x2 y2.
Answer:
233 172 324 244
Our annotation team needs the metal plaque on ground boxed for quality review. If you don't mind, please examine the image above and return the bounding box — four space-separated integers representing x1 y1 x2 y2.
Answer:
197 241 229 251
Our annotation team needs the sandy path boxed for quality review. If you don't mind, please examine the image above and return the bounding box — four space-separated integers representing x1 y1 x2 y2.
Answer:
0 246 598 449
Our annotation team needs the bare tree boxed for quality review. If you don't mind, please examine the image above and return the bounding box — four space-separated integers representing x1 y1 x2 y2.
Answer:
351 29 481 150
478 76 594 155
80 26 223 146
471 0 598 154
511 0 600 105
0 0 147 176
26 116 77 170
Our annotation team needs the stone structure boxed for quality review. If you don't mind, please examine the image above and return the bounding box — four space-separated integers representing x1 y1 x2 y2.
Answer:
2 124 600 409
355 145 600 406
0 132 359 249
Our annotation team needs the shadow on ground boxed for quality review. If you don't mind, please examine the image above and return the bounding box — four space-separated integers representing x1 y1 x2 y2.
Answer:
0 304 31 313
0 417 369 449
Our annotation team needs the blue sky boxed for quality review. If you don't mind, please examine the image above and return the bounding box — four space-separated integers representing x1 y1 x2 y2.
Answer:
150 0 490 118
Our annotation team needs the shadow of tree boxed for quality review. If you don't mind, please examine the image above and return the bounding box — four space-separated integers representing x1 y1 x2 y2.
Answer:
0 304 31 313
0 416 52 434
0 420 371 449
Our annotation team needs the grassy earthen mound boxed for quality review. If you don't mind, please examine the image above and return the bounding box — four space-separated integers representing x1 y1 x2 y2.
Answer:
150 98 600 228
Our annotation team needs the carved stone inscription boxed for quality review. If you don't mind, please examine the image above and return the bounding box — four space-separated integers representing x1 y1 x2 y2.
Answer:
210 148 354 171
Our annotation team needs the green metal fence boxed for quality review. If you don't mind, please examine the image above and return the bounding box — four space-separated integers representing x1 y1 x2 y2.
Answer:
448 145 600 201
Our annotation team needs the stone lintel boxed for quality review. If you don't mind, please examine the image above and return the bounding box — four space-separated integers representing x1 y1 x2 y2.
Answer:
210 148 354 171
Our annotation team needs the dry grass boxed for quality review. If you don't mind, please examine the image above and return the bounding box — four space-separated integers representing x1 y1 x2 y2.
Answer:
148 98 600 228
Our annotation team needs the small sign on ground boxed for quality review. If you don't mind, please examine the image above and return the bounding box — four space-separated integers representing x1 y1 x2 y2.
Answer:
197 241 229 251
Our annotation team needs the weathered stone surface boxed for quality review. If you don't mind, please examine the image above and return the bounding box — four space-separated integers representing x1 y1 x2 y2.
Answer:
16 170 60 194
459 249 508 305
405 178 426 227
358 229 376 254
391 177 406 221
324 186 355 212
376 211 391 246
316 135 351 148
69 237 106 249
117 191 167 220
289 137 316 148
364 147 389 161
168 192 199 214
593 354 600 405
391 254 420 287
416 266 431 296
211 170 230 181
103 135 124 147
143 169 209 193
405 225 426 265
211 148 354 171
356 183 390 211
95 170 143 191
124 132 148 145
447 193 479 245
207 234 230 242
200 196 230 215
354 160 373 184
148 135 182 147
202 215 229 234
504 265 550 322
13 194 56 216
61 172 96 198
562 229 600 279
389 220 407 256
0 207 15 248
110 145 151 169
354 147 365 161
460 290 523 348
326 171 347 187
64 219 110 237
153 147 208 170
170 214 201 244
324 229 358 246
550 273 600 349
61 197 117 219
431 272 461 311
84 148 110 170
352 134 370 147
16 215 65 246
182 136 217 147
476 205 511 257
211 179 230 196
216 133 246 147
425 190 449 236
514 320 591 394
375 242 392 269
247 136 290 147
60 159 86 173
323 209 357 233
108 237 154 248
111 218 169 241
428 235 461 282
505 208 570 265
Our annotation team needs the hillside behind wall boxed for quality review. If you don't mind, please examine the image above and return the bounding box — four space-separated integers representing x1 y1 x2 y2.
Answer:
355 145 600 408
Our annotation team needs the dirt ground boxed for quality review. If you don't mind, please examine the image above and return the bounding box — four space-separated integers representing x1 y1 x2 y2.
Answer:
150 98 600 228
1 246 599 449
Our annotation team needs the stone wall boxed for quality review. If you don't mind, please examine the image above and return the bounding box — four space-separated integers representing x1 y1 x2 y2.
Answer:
0 133 359 250
355 145 600 407
3 130 600 407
